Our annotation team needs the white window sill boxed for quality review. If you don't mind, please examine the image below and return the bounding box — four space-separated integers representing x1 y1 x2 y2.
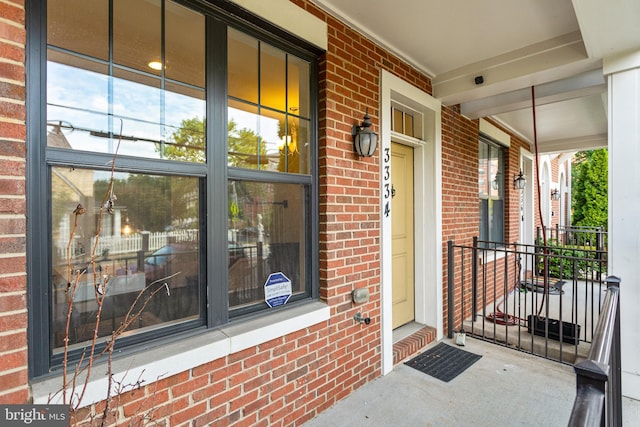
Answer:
32 301 330 406
478 247 507 264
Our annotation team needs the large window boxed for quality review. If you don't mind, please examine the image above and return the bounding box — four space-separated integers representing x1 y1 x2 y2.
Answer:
29 0 318 376
479 137 505 243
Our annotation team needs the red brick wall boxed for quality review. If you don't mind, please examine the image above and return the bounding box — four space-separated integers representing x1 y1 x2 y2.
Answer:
442 115 531 334
0 0 28 404
441 105 479 334
0 0 429 423
313 4 428 321
441 105 479 246
1 0 538 424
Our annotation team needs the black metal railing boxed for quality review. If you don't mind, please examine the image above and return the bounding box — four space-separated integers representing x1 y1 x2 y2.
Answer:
537 225 607 282
568 276 622 427
447 237 608 364
538 225 607 252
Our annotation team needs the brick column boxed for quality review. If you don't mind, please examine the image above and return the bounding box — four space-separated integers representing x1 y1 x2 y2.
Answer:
0 0 29 403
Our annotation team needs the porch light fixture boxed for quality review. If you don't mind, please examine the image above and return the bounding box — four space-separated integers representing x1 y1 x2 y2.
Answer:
491 170 502 191
551 189 561 201
278 134 297 154
352 110 378 157
513 170 526 190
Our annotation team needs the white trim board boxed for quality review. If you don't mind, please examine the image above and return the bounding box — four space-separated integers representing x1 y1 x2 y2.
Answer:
380 70 442 375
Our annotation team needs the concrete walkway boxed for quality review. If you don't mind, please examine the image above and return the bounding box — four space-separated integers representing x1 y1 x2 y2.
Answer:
304 338 640 426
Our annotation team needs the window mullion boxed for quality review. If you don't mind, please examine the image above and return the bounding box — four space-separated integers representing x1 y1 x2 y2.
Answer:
206 16 229 327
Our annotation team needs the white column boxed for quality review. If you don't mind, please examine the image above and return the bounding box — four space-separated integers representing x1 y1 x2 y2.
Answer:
605 49 640 400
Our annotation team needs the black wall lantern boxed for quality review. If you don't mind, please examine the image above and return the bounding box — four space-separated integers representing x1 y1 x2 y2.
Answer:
491 170 502 191
352 110 378 157
551 188 561 200
513 170 526 190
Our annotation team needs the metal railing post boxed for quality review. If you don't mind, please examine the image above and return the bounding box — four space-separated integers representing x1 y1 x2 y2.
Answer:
535 227 541 275
472 236 478 321
447 240 454 339
596 228 604 282
607 276 622 427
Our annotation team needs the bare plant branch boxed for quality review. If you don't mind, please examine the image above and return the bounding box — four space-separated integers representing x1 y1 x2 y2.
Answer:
59 121 170 424
62 203 86 406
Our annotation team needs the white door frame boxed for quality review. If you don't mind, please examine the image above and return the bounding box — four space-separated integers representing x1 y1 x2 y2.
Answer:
380 70 442 375
520 148 535 247
540 158 552 227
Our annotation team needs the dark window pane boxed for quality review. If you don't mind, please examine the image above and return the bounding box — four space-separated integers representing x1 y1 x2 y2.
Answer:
489 145 503 199
228 29 258 103
491 199 504 242
478 141 489 196
228 100 261 169
276 116 310 174
48 0 109 61
113 0 161 74
47 1 205 161
166 1 205 87
480 200 488 242
163 84 206 162
391 107 415 137
47 54 110 151
51 167 201 352
296 118 311 174
228 181 306 308
260 44 286 111
111 67 164 153
228 101 309 173
479 139 505 244
288 56 310 119
46 58 205 160
392 108 403 133
404 113 414 137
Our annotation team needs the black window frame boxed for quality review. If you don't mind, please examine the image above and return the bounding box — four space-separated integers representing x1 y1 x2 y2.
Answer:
479 136 505 245
27 0 321 378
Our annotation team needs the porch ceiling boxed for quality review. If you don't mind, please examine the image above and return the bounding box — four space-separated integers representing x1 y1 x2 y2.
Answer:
311 0 640 154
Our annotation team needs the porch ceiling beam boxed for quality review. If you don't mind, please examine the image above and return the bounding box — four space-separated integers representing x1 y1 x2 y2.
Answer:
460 69 606 119
537 133 607 154
433 31 600 106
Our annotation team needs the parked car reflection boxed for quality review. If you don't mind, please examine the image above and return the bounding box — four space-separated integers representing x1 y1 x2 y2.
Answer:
144 243 199 285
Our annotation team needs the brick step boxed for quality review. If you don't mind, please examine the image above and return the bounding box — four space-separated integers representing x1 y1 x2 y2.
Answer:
393 326 437 365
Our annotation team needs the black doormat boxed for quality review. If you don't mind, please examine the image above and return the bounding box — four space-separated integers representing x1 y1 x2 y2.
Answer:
405 342 482 382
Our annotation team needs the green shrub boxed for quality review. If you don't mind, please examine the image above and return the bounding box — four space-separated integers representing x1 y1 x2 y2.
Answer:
537 241 606 279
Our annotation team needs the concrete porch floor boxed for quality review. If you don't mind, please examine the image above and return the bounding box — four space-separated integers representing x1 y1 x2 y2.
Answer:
304 337 640 426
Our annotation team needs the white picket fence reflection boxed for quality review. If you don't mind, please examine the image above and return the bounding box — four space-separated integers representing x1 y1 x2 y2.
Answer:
58 229 199 259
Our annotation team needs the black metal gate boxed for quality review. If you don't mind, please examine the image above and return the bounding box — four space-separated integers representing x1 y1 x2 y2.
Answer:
447 235 607 364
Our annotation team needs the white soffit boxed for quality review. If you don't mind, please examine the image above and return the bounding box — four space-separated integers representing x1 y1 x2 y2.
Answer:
572 0 640 60
230 0 328 51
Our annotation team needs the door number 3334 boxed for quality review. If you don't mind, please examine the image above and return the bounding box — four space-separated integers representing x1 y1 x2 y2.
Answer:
383 147 391 217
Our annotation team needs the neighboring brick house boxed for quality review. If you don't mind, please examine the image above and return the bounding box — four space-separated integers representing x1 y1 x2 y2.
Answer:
0 0 540 425
533 153 574 233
